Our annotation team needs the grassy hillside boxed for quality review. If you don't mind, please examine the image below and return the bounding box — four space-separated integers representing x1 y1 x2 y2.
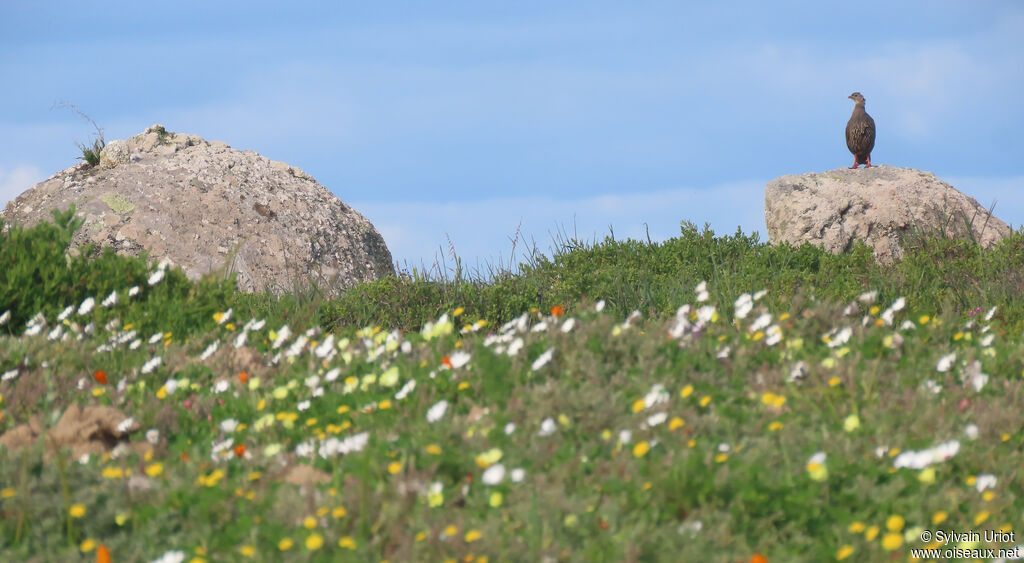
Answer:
3 209 1024 562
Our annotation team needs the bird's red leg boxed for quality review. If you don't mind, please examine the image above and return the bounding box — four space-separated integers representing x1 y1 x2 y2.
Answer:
865 155 872 168
850 156 858 169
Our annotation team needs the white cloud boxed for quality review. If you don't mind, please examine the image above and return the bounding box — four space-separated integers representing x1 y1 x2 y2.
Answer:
351 180 767 277
0 164 43 210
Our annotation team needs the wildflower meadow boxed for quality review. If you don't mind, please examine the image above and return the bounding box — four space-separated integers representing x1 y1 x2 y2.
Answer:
4 209 1024 562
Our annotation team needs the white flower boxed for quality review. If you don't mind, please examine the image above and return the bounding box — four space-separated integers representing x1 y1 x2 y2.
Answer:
395 379 416 400
57 305 74 322
984 306 997 321
210 379 228 394
874 446 889 458
981 334 995 347
595 300 606 312
643 384 669 409
531 348 554 371
734 293 753 319
826 327 853 348
147 268 165 286
764 325 782 346
510 468 526 482
77 297 95 316
199 340 219 361
976 474 997 492
561 318 577 333
892 440 960 470
148 332 163 344
858 290 878 303
140 356 162 374
101 291 118 308
538 417 556 436
285 335 308 358
314 334 334 358
297 400 311 411
481 463 505 485
507 337 524 357
646 412 667 427
426 400 449 423
146 429 160 444
164 378 178 394
618 429 632 444
0 310 9 325
504 422 516 435
151 549 186 563
936 352 956 372
970 373 989 393
128 286 140 297
923 379 943 394
116 417 135 433
272 325 292 349
716 346 731 358
448 351 471 369
750 313 772 332
296 441 315 458
216 308 232 325
965 424 979 440
718 443 731 453
695 280 709 302
47 325 63 341
325 368 341 382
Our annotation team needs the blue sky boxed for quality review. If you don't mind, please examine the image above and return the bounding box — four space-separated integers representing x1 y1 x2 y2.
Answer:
2 2 1022 275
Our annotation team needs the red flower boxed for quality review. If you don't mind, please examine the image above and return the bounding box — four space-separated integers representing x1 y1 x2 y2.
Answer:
751 554 768 563
234 444 246 457
96 544 111 563
441 356 452 368
238 371 249 385
93 370 107 385
550 305 565 317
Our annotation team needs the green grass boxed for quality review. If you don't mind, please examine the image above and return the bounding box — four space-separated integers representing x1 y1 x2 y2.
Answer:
3 210 1024 561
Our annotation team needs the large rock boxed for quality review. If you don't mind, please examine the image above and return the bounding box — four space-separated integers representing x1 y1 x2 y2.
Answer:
765 165 1011 264
1 124 394 295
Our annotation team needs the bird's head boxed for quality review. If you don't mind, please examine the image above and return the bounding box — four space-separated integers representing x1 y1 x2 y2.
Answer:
848 92 866 104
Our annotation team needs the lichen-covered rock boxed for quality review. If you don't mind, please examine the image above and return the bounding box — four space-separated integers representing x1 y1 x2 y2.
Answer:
764 165 1011 264
1 124 394 296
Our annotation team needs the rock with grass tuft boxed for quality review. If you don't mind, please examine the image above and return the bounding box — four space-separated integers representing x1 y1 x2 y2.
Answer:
1 124 394 296
765 165 1011 264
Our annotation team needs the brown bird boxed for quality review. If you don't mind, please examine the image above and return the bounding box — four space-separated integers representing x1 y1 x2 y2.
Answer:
845 92 875 168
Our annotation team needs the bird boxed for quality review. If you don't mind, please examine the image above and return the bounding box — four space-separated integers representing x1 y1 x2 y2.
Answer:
845 92 876 168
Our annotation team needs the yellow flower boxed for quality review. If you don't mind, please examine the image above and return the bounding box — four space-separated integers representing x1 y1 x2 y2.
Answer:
848 522 865 533
881 532 902 550
669 417 685 430
932 511 948 525
239 545 255 557
80 539 96 552
489 492 503 507
633 441 650 457
457 381 470 390
306 533 324 550
865 525 879 541
827 376 841 386
338 537 357 549
332 506 347 518
699 395 711 407
886 515 904 532
278 538 293 551
975 511 990 525
444 524 458 537
680 385 693 398
768 421 783 431
387 461 402 474
145 462 164 477
631 399 646 413
475 448 503 468
715 453 728 463
836 545 854 560
303 516 317 529
0 488 16 499
918 468 936 484
415 531 426 541
465 529 482 542
843 414 860 432
69 504 86 518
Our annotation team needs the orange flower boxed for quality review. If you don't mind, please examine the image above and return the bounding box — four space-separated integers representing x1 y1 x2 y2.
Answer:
751 554 768 563
441 356 452 368
234 444 246 457
181 452 190 462
93 370 107 385
598 519 609 530
551 305 565 317
96 544 111 563
238 371 249 384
